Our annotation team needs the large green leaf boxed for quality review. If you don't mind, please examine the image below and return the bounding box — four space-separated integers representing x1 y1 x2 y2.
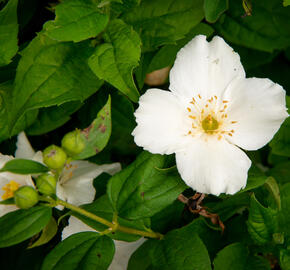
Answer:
72 96 111 159
26 101 83 135
88 19 141 102
0 81 38 142
43 0 109 42
107 151 187 220
41 232 114 270
0 158 49 174
213 243 271 270
150 230 211 270
268 161 290 185
204 0 228 23
279 183 290 237
215 0 290 52
247 194 278 244
70 195 148 242
269 96 290 157
0 0 18 66
9 34 102 133
0 206 52 247
122 0 204 51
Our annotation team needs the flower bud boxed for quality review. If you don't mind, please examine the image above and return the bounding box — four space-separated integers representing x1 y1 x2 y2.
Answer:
36 173 57 195
61 130 85 156
14 186 39 209
43 145 67 170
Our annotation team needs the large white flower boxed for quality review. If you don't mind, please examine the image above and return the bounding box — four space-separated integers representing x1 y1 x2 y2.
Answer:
62 216 145 270
15 132 121 205
132 35 288 196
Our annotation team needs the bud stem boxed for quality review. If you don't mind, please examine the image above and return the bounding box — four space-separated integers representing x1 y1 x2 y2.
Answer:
40 197 163 239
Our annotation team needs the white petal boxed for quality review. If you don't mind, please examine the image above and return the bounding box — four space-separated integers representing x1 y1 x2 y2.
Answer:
57 161 121 206
169 35 245 101
109 238 145 270
132 89 190 155
0 205 18 217
15 132 36 159
224 78 288 150
175 138 251 195
62 216 95 240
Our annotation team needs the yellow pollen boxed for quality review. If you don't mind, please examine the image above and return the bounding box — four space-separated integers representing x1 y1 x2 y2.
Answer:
201 115 219 134
214 96 217 100
218 135 222 140
2 180 20 200
201 109 204 114
231 121 237 124
223 100 229 103
187 107 191 112
188 131 192 135
198 94 202 99
192 97 196 103
189 115 196 119
223 105 227 109
231 130 235 133
228 133 233 136
225 114 228 118
205 104 208 108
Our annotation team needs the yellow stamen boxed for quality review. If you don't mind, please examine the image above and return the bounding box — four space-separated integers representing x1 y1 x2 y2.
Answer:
187 107 191 112
2 180 20 200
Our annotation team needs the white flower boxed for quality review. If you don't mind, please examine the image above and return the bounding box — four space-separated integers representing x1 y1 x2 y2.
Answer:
132 35 288 196
0 155 34 217
15 132 121 205
62 216 145 270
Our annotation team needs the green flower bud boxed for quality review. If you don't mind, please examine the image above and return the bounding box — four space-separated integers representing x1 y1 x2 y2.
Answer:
43 145 67 170
61 130 86 156
14 186 39 209
36 173 57 195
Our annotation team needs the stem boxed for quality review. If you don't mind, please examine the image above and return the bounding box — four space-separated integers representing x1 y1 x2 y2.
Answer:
54 198 163 239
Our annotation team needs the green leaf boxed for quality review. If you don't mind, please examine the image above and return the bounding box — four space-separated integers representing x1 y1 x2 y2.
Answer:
29 217 58 249
239 166 268 193
247 194 278 244
43 0 109 42
215 0 290 52
88 19 141 102
107 151 187 220
122 0 204 51
41 232 114 270
70 195 148 242
0 81 38 143
128 240 157 270
204 0 228 23
270 96 290 157
279 183 290 237
280 249 290 270
268 161 290 185
26 101 83 135
213 243 271 270
9 34 102 133
0 206 52 247
150 230 211 270
72 96 111 159
0 158 49 174
0 0 19 66
264 177 281 210
147 23 214 73
284 0 290 7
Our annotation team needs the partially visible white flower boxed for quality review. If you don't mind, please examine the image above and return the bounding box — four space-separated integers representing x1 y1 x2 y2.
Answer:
132 35 288 196
15 132 121 206
62 216 145 270
0 154 34 217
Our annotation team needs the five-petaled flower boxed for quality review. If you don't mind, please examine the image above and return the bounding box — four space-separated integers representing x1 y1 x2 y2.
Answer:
133 35 288 196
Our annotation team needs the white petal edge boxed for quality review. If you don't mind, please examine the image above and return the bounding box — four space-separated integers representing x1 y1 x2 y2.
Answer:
15 132 36 159
169 35 245 101
224 77 288 150
132 88 191 155
175 137 251 195
57 161 121 206
62 216 145 270
108 238 145 270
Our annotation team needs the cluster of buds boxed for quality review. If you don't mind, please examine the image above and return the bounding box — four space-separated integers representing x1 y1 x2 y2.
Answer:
13 129 86 210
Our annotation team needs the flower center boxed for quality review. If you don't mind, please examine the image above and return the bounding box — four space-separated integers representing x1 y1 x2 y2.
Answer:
186 94 238 140
2 180 20 200
201 115 219 133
